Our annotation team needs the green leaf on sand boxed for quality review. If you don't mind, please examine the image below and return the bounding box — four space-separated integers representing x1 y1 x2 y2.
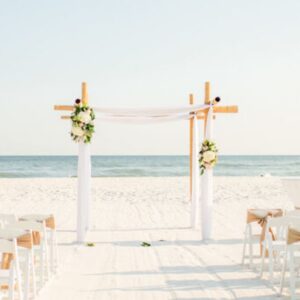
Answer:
141 242 151 247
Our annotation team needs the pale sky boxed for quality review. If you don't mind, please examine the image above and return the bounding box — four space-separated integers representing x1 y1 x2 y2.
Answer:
1 0 300 155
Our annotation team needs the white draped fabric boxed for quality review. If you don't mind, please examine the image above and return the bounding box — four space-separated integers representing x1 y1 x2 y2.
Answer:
91 104 209 124
95 113 193 124
191 115 200 228
77 142 91 242
93 104 210 116
201 106 214 239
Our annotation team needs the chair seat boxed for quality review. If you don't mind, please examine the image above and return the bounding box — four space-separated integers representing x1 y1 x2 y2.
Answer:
249 234 261 241
20 214 51 222
251 209 268 218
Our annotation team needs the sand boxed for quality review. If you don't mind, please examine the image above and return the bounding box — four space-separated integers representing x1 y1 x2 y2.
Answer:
0 177 294 299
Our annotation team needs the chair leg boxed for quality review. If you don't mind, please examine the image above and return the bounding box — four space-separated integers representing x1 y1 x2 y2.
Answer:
289 247 296 299
9 266 15 300
249 236 254 268
269 247 274 283
54 229 59 271
242 225 249 265
260 240 266 277
242 234 247 265
24 251 30 300
30 248 36 298
279 249 287 296
40 245 44 289
50 230 55 274
15 261 23 300
44 238 50 281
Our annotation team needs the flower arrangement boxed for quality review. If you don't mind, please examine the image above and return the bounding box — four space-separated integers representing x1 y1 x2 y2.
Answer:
70 99 95 143
199 139 218 175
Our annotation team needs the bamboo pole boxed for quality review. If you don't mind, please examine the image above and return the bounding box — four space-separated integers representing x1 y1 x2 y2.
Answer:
189 94 194 200
54 105 74 111
204 82 210 103
82 82 88 105
213 105 238 113
204 82 210 134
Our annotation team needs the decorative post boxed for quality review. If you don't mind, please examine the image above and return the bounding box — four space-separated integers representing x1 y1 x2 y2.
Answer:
189 94 194 201
201 81 214 239
77 82 92 242
191 114 200 228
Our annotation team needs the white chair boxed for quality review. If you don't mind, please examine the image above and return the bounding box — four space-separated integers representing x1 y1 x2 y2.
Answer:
20 214 58 274
260 216 290 283
242 209 269 268
0 238 23 300
242 221 261 268
0 228 36 300
279 218 300 299
8 220 49 291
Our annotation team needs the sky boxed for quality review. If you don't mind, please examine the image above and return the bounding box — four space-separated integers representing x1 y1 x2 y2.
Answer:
0 0 300 155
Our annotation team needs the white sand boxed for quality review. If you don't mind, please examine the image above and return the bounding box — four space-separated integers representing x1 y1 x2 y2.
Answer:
0 177 294 299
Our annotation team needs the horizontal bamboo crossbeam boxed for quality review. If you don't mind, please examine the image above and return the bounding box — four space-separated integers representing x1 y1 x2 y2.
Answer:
213 105 238 113
54 105 73 111
198 115 216 120
60 114 215 120
54 105 238 113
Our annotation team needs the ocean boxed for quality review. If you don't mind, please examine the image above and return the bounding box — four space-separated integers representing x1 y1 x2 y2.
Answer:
0 156 299 178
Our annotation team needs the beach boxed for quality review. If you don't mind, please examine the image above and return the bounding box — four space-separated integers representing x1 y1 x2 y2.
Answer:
0 176 293 299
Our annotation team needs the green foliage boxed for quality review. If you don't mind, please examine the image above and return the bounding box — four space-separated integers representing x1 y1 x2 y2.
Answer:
199 139 218 175
141 242 151 247
70 102 96 143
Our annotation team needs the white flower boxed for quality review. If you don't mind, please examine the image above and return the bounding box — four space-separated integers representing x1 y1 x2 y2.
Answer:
78 111 91 123
72 126 85 137
203 151 216 163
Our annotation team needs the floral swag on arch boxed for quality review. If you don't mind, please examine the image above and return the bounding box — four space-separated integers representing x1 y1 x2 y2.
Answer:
199 139 218 175
71 99 95 143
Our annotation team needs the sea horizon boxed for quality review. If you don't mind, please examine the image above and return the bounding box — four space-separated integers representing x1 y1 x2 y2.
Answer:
0 155 299 178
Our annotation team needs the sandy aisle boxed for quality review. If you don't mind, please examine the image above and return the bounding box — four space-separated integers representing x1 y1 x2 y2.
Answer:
0 177 293 299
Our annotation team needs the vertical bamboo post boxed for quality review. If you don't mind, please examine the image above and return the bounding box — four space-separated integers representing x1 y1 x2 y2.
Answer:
189 94 194 200
82 82 88 105
204 81 210 133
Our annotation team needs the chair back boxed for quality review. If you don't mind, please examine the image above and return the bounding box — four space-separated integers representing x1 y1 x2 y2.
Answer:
282 178 300 209
267 216 290 240
0 214 17 228
8 220 44 232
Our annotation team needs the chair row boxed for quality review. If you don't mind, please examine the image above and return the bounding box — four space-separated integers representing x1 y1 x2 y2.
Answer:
0 214 58 300
242 209 300 299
